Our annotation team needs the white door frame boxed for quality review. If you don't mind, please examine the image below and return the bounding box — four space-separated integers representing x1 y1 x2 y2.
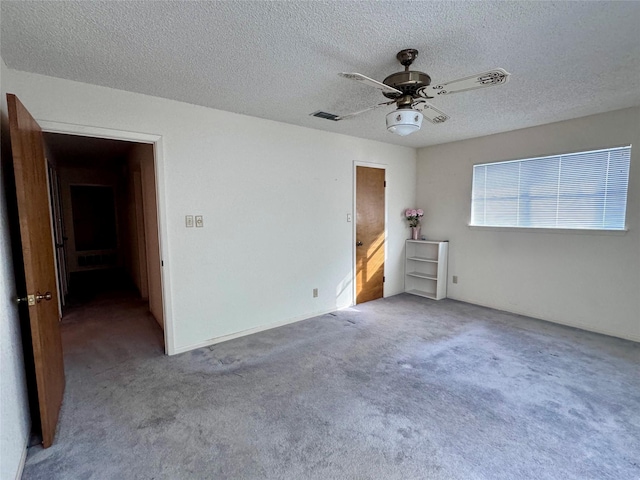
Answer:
352 161 388 306
36 120 175 355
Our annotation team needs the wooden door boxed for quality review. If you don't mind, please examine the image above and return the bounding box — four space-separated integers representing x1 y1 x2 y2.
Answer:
355 166 385 304
8 94 65 448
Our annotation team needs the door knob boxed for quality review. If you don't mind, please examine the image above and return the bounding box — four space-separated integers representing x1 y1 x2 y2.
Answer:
36 291 53 302
356 241 363 247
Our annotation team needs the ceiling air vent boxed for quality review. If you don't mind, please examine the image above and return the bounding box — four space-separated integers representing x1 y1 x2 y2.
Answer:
310 111 340 121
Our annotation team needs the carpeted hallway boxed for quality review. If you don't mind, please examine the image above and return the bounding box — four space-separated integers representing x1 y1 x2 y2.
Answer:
22 293 640 479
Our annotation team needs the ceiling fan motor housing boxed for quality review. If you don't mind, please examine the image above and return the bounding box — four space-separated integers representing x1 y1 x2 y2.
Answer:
382 70 432 99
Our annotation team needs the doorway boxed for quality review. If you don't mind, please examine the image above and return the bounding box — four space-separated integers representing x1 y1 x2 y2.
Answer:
7 95 170 448
43 132 164 327
354 164 386 304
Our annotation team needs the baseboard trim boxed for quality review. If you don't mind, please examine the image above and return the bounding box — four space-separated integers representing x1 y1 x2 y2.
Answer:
172 306 350 355
15 442 27 480
446 295 640 343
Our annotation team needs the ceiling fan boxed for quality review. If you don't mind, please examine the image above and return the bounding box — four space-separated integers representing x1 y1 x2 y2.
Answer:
312 49 510 136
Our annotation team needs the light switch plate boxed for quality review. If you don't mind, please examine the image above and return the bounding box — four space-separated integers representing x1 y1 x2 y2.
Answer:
347 213 352 222
185 215 194 228
195 215 204 228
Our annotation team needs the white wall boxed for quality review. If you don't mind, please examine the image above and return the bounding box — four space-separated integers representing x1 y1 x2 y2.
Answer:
417 108 640 341
0 58 30 480
2 67 417 353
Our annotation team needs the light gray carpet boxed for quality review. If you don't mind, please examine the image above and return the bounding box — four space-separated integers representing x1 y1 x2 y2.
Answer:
23 292 640 479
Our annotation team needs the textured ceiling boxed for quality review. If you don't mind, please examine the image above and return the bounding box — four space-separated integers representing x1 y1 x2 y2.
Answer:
2 1 640 148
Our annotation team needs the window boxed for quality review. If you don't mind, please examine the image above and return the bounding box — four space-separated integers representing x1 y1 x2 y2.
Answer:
471 146 631 230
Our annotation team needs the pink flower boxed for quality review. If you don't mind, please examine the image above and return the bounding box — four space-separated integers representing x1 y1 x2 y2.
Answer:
405 209 412 217
411 209 417 216
417 209 424 216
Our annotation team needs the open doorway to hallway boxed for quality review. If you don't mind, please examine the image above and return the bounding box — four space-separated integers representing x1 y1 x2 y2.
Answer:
6 94 168 449
43 132 164 333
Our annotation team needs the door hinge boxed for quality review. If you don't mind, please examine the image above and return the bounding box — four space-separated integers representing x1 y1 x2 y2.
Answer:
384 181 387 187
161 260 164 266
383 276 386 283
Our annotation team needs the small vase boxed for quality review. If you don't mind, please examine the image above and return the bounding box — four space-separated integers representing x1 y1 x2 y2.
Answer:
411 226 421 240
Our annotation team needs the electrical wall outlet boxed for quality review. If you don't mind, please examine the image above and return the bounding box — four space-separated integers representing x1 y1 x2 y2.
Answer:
185 215 194 228
452 276 458 284
313 288 318 298
195 215 204 228
347 214 352 222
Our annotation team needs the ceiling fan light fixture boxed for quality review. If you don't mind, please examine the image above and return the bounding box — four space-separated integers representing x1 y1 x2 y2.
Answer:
386 109 423 136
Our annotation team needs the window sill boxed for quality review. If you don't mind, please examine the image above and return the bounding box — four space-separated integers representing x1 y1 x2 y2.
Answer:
467 225 629 236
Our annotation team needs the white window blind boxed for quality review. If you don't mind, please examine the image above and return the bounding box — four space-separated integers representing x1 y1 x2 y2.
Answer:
471 146 631 230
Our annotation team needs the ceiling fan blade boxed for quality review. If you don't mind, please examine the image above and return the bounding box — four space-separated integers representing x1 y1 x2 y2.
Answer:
336 100 396 120
418 68 510 97
412 100 450 124
339 72 403 96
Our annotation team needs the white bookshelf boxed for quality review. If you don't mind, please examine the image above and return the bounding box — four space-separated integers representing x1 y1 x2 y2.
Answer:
405 240 448 300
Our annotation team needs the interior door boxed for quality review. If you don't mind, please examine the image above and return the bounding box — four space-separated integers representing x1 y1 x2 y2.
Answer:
8 94 65 448
355 166 385 304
